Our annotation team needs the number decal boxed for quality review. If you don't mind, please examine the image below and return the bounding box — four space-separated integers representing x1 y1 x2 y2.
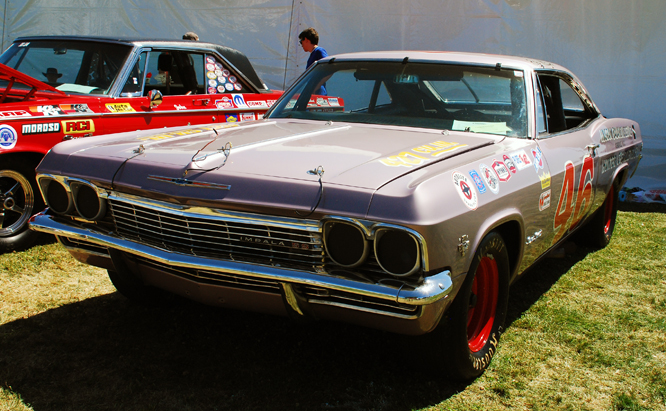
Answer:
552 156 595 244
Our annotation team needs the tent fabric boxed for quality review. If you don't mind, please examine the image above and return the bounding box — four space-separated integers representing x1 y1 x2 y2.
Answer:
1 0 663 187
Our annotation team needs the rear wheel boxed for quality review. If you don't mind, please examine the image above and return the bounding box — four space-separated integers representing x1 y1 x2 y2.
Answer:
582 180 618 248
442 231 510 380
0 161 45 252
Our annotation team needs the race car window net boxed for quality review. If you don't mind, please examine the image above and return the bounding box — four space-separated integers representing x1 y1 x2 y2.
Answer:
268 61 528 137
0 40 132 95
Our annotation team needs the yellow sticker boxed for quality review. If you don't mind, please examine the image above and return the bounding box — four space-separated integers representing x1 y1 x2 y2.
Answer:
105 103 135 113
539 172 551 189
380 141 468 167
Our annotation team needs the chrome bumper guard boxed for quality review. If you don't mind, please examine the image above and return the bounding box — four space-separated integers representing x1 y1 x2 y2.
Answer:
29 212 453 306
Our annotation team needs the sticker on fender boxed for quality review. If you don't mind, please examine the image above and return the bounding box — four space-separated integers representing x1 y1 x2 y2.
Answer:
453 171 478 210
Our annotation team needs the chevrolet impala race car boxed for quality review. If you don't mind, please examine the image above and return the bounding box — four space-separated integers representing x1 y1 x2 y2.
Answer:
0 35 283 251
29 51 642 379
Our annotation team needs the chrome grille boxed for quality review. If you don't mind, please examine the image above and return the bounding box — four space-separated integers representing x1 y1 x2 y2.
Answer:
301 285 419 317
109 198 324 270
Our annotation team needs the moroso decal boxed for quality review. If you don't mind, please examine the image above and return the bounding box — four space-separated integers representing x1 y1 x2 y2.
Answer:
552 156 594 244
0 124 18 150
492 160 511 182
380 141 468 167
453 171 478 210
469 170 487 194
21 122 61 135
106 103 135 113
61 119 95 134
479 163 499 194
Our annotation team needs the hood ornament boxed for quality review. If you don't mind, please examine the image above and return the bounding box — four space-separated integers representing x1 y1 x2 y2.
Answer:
297 165 325 218
184 141 233 177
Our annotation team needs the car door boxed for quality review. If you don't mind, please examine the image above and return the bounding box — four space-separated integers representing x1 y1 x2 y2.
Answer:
532 71 600 247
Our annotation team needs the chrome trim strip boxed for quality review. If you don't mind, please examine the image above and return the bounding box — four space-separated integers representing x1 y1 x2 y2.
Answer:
30 212 452 306
306 299 419 320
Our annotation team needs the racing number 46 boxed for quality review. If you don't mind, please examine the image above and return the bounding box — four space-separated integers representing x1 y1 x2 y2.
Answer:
553 156 594 244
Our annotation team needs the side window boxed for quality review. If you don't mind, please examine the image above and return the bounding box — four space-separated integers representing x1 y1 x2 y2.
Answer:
203 54 248 94
537 73 595 137
144 50 204 96
535 79 547 135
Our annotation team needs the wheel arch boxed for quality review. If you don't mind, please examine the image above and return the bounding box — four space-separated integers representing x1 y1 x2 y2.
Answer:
469 211 524 284
0 151 46 170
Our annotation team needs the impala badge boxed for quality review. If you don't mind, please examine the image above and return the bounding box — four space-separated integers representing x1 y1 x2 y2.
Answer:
148 175 231 190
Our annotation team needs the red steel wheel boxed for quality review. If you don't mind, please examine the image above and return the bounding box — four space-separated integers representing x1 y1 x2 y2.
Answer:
467 255 499 353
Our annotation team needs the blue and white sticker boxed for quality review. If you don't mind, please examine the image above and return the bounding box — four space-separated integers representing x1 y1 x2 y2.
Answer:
469 170 487 194
232 94 247 108
532 146 544 171
0 124 18 150
479 163 500 194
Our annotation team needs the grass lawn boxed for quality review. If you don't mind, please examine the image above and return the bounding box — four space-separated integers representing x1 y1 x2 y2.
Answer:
0 210 664 411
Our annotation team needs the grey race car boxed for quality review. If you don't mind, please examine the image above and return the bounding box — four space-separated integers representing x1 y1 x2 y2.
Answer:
29 51 642 380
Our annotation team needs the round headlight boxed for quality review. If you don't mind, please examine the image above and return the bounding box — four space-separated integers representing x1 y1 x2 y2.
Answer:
72 183 106 220
44 179 72 214
324 221 369 267
374 229 420 276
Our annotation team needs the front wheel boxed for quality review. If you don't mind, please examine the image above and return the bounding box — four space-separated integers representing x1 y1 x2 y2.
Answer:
0 164 44 252
442 231 510 380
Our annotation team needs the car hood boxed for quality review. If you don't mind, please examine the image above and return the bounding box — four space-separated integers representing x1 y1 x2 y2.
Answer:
40 119 498 213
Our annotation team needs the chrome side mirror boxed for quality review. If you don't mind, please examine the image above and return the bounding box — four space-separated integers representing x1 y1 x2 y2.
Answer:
148 89 163 108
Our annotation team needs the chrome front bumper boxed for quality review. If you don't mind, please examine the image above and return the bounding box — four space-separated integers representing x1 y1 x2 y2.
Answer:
30 211 455 334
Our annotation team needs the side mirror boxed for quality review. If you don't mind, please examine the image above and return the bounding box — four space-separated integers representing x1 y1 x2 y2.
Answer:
148 89 163 108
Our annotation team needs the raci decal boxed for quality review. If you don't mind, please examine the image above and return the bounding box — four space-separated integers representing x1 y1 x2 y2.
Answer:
380 141 468 167
0 124 18 150
452 171 478 210
479 163 500 194
601 146 642 174
0 110 31 119
491 160 511 182
21 122 61 135
105 103 135 113
503 155 517 174
509 149 532 170
539 172 551 189
539 190 551 211
600 125 635 143
532 146 544 171
552 156 594 245
61 119 95 134
469 170 487 194
30 105 66 116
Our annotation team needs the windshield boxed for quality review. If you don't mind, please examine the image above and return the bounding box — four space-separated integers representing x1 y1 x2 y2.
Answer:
268 61 528 137
0 40 133 95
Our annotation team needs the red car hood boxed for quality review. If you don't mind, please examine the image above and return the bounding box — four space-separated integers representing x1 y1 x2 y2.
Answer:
0 62 67 99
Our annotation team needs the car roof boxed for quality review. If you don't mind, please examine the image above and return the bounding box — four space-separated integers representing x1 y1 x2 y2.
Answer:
323 50 569 72
13 35 269 91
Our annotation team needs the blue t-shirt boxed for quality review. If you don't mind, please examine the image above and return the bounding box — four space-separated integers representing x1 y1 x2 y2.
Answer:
307 46 328 95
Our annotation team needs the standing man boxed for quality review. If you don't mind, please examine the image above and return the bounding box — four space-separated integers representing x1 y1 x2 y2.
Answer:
299 27 328 95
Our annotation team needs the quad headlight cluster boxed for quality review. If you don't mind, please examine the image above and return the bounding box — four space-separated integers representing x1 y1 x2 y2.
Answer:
37 175 107 221
323 219 423 277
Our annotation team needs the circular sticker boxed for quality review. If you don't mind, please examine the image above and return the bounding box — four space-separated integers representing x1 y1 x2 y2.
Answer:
222 69 230 77
452 171 478 210
234 83 242 91
206 63 215 71
479 163 500 194
217 85 225 93
0 124 18 150
208 87 217 94
225 83 234 91
206 71 217 79
217 76 226 84
208 79 218 87
206 57 215 64
215 62 223 70
229 75 237 83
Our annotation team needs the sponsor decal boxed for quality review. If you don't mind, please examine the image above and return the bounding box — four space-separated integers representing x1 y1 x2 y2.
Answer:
206 56 215 64
240 113 256 121
539 190 551 211
539 172 551 189
0 110 31 119
206 71 217 80
491 160 511 182
479 163 499 194
328 97 340 107
215 97 234 109
229 75 237 83
380 141 468 167
503 155 517 173
232 94 248 108
105 103 135 113
225 114 239 122
247 100 268 108
266 100 277 107
510 149 532 170
600 125 635 143
469 170 487 194
59 104 94 114
21 122 61 135
62 119 95 134
206 63 215 71
225 83 234 91
222 69 230 77
30 105 65 116
234 83 242 91
601 146 642 174
208 87 217 94
138 126 223 141
316 97 328 106
0 124 18 150
553 156 594 244
217 76 227 84
174 105 186 110
208 79 218 87
453 171 478 210
532 146 544 171
217 85 225 93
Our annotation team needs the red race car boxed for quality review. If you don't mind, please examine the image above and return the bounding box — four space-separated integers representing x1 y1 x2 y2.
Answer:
0 36 282 251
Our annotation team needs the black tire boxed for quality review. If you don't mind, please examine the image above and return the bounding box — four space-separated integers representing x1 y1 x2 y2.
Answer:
107 249 173 305
442 231 510 380
581 180 619 248
0 160 45 252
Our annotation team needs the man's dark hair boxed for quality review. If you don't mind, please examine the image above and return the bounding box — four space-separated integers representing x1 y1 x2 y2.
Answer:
298 27 319 45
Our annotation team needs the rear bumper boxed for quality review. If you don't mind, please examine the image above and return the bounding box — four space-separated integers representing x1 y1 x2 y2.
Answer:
30 211 456 334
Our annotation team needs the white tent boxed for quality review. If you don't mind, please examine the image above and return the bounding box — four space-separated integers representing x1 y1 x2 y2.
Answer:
2 0 664 189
